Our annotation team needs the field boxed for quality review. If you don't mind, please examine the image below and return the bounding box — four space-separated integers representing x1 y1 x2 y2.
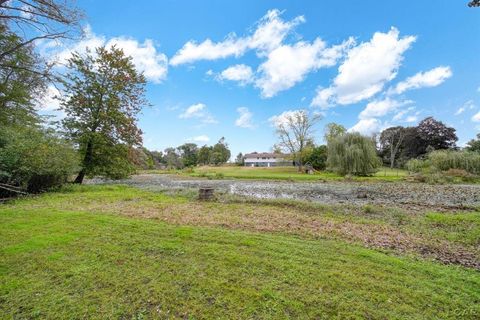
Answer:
1 185 479 319
145 166 409 182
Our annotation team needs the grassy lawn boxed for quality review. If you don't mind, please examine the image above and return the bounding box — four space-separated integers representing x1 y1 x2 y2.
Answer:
1 185 479 319
144 166 408 182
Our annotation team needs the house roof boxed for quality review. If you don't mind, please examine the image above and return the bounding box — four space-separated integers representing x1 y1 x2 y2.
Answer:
244 152 288 159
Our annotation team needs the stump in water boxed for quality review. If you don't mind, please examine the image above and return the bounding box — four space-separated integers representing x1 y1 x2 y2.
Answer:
198 187 215 200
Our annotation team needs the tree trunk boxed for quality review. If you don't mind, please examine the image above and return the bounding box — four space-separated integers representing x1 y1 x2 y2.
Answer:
74 140 93 184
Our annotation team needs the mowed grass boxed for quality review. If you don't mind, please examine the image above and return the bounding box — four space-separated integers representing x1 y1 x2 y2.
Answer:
145 166 408 182
1 186 479 319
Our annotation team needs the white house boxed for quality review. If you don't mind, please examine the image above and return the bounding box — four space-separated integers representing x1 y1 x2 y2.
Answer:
244 152 293 167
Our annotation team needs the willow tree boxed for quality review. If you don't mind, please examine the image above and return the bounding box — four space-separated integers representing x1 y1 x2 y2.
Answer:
60 46 148 183
327 132 381 176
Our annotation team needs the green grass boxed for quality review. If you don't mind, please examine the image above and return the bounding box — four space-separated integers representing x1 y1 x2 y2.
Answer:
144 166 408 182
1 185 479 319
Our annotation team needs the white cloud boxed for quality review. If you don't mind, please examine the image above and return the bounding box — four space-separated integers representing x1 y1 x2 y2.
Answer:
311 27 416 108
235 107 254 128
248 9 305 56
349 118 382 136
187 135 210 143
455 107 466 116
179 103 205 118
170 36 249 66
390 66 452 95
218 64 253 85
472 111 480 122
405 115 418 123
455 100 476 116
256 38 354 98
392 106 417 122
107 38 168 83
47 25 168 83
179 103 217 124
268 110 302 128
359 98 412 120
37 85 61 112
170 9 304 66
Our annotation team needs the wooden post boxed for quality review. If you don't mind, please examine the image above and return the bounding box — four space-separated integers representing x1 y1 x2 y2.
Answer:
198 187 215 200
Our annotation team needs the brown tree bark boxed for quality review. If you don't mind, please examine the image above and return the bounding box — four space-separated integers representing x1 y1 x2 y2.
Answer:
74 139 93 184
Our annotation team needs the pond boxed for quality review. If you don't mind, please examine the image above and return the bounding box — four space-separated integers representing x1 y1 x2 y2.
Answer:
88 174 480 209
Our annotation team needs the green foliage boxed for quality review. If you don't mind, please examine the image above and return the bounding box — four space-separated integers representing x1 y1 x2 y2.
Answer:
60 46 148 183
0 126 79 192
197 145 212 165
303 145 327 170
466 133 480 152
0 26 47 127
406 158 431 173
177 143 198 167
211 137 231 165
324 122 346 143
327 133 381 176
235 152 244 166
429 150 480 174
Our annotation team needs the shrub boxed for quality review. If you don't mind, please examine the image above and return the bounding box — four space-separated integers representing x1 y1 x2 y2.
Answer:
327 133 381 176
405 158 430 173
0 126 79 193
428 150 480 174
303 145 327 170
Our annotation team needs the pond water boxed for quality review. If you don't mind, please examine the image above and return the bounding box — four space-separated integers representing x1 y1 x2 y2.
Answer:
88 174 480 209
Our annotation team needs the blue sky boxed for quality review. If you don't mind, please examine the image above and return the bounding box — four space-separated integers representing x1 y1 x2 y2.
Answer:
42 0 480 157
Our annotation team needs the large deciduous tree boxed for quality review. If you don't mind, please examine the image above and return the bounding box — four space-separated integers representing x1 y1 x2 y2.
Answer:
417 117 457 151
274 110 322 172
197 145 212 165
379 126 405 168
324 122 346 144
177 143 198 167
211 137 231 165
60 46 148 184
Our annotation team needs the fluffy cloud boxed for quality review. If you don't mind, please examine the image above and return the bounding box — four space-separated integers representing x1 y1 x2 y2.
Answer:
268 110 302 128
47 25 168 83
170 9 304 66
390 66 452 95
235 107 254 128
359 98 412 120
218 64 253 85
312 27 416 108
349 118 382 135
256 38 354 98
187 135 210 143
179 103 217 124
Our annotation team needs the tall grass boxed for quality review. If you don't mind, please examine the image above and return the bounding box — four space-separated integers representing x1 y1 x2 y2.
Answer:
406 150 480 180
428 150 480 174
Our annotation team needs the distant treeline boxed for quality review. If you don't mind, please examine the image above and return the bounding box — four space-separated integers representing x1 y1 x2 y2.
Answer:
133 137 231 170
